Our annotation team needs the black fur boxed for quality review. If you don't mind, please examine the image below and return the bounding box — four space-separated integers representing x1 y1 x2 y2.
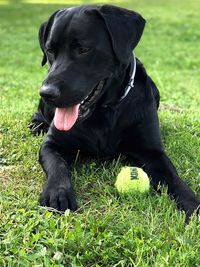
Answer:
30 5 199 218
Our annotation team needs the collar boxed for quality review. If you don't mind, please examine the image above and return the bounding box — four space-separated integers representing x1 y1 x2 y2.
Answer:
100 53 137 108
119 52 136 102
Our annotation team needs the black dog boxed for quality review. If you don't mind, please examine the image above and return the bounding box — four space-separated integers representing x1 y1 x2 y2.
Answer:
30 5 199 217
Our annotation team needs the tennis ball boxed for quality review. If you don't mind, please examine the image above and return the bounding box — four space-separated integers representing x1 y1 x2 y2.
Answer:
115 167 150 194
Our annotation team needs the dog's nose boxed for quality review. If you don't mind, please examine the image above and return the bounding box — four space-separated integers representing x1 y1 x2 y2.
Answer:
40 85 60 101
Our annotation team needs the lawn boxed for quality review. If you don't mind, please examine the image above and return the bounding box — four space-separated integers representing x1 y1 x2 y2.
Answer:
0 0 200 266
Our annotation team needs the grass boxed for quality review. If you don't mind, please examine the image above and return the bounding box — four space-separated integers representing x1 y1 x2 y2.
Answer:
0 0 200 266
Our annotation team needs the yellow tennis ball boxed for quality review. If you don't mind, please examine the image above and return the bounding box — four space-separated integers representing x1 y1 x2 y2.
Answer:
115 167 150 194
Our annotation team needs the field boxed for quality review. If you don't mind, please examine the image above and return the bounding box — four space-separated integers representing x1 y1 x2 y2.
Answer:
0 0 200 266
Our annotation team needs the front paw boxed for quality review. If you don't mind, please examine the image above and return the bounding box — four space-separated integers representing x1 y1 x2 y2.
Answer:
29 111 50 135
29 121 49 136
39 184 77 212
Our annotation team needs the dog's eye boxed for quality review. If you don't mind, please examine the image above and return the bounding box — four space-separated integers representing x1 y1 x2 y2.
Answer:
46 48 54 55
79 47 91 55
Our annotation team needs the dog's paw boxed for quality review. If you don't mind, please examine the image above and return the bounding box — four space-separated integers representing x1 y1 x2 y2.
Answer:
29 121 49 136
29 110 50 136
39 185 77 212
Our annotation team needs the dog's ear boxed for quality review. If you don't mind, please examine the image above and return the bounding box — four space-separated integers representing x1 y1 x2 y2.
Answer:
39 21 48 66
38 10 61 66
97 5 145 64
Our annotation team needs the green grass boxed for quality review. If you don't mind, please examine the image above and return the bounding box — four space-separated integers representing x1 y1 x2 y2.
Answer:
0 0 200 266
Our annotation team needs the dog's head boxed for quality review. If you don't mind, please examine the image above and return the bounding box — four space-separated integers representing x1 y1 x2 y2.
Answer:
39 5 145 131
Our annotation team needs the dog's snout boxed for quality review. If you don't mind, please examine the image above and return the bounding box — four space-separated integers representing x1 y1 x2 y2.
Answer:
40 85 60 101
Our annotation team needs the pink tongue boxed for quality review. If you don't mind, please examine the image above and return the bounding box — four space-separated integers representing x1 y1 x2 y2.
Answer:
54 105 80 131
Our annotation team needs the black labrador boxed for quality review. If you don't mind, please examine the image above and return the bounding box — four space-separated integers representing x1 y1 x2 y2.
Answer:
30 5 200 218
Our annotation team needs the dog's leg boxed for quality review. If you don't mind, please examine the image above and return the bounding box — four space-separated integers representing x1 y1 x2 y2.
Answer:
38 139 77 212
140 150 199 218
127 108 200 218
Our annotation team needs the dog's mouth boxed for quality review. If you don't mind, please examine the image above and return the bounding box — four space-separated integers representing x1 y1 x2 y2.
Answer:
54 80 105 131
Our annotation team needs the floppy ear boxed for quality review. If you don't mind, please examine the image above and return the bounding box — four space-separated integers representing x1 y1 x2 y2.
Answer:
39 21 48 66
38 10 62 66
97 5 145 64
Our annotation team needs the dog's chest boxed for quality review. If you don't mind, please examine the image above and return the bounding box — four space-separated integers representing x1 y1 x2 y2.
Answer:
77 107 121 158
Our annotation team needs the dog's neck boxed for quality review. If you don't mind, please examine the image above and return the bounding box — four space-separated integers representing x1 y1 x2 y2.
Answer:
99 54 137 108
119 52 136 102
